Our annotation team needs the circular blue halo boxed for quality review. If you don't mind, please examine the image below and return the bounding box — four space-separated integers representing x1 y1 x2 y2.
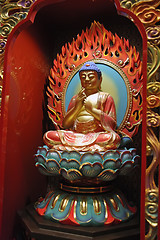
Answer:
65 63 128 127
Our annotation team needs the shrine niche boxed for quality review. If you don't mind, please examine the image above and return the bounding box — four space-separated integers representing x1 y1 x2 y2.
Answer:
1 0 154 239
34 21 143 226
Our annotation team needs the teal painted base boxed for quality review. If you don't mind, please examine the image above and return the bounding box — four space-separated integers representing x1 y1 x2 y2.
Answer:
35 146 139 182
35 188 136 226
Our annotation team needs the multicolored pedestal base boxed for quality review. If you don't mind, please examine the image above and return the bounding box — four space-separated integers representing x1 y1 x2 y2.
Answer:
35 187 136 226
35 147 138 226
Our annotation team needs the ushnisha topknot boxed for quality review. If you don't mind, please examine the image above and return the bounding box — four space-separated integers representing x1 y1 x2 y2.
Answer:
79 61 102 79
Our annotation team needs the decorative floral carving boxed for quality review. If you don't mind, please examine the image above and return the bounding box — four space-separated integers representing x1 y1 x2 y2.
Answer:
147 82 160 95
145 189 158 227
147 44 160 82
120 1 160 239
0 39 6 54
146 144 152 156
0 0 36 111
138 7 160 26
145 125 160 239
18 0 35 8
92 49 102 58
146 26 160 46
131 3 160 26
120 0 140 9
147 95 160 108
147 110 160 127
0 0 36 37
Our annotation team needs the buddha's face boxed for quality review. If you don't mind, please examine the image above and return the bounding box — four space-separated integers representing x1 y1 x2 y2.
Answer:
80 70 101 91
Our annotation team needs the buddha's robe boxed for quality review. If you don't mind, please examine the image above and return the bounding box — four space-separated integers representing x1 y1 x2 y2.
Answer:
44 92 121 151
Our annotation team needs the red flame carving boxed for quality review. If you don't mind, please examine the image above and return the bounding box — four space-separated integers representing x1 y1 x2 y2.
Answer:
47 21 143 137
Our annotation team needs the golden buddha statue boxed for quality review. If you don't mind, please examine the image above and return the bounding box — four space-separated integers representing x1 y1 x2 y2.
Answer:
43 62 121 151
35 24 142 227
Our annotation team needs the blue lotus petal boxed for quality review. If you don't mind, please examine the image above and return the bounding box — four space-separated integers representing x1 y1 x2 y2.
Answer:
60 158 80 170
37 145 49 156
119 161 134 175
46 193 74 221
46 150 61 163
46 160 60 174
120 151 132 163
61 151 81 162
103 159 121 170
105 193 135 220
34 154 46 164
35 162 53 176
103 151 120 161
34 147 140 180
80 162 103 178
35 190 136 226
129 148 137 157
91 196 107 224
81 152 103 164
60 168 82 181
75 195 92 224
118 136 132 148
132 155 140 164
36 191 54 209
97 169 118 181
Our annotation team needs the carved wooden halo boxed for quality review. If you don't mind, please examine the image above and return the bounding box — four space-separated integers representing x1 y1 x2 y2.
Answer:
62 58 132 132
47 21 143 138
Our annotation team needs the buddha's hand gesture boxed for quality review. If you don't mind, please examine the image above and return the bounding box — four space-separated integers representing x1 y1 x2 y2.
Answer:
84 99 94 114
84 98 101 121
75 88 86 110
